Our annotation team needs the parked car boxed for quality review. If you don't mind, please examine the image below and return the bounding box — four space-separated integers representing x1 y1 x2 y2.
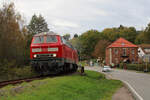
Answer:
102 66 111 72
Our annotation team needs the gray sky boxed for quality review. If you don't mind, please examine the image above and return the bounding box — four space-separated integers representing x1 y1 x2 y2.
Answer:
1 0 150 36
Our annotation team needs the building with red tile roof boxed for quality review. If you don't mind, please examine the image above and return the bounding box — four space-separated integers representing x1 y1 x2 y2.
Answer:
105 37 138 66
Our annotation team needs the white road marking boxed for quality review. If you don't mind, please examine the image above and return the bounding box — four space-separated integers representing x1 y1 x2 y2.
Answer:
123 80 144 100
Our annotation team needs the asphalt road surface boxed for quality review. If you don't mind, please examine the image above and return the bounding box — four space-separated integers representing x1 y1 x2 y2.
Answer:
85 66 150 100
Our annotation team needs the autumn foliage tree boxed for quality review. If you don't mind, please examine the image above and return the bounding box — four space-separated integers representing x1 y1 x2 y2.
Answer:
79 30 101 59
135 23 150 44
101 25 137 43
0 3 26 65
92 40 111 59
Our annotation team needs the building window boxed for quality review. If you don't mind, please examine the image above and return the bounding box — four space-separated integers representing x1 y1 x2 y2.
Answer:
123 48 126 56
132 49 135 54
114 48 118 55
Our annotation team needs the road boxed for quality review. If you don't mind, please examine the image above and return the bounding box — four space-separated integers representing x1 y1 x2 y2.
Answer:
85 67 150 100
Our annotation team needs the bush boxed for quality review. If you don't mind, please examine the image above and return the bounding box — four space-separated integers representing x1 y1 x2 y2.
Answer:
0 60 37 82
119 63 150 72
119 63 124 69
127 64 139 70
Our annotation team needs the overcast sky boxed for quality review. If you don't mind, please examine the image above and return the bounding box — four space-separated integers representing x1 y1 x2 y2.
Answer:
1 0 150 36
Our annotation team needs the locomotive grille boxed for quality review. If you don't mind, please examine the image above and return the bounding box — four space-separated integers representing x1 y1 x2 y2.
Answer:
37 54 54 58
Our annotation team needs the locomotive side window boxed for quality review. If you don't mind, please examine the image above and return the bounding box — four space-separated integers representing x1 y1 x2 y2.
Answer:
46 35 57 43
33 36 44 43
61 37 66 44
61 37 75 49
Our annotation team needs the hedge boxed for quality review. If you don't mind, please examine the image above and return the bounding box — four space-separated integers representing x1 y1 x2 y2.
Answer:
119 63 150 72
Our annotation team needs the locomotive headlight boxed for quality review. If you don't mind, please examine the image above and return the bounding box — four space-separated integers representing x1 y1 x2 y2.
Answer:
33 54 37 58
32 48 42 52
48 48 58 52
53 54 57 57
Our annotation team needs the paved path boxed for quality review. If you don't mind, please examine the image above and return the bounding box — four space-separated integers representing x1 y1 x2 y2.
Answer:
85 67 150 100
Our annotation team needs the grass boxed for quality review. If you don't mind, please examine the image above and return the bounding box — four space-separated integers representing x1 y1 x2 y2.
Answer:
0 71 123 100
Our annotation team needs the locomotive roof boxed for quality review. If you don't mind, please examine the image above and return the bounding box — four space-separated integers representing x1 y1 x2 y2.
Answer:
34 31 58 36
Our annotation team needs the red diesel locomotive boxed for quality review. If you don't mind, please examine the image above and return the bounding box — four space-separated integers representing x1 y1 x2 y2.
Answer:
30 32 78 74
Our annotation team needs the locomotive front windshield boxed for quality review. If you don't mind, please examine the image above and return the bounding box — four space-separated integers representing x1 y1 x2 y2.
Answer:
33 35 57 43
33 36 44 43
46 35 57 43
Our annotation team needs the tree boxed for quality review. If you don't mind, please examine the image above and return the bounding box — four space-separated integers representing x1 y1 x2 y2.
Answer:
63 33 70 41
0 3 26 65
101 28 120 42
101 25 137 43
92 40 111 59
70 36 82 55
119 26 137 43
135 23 150 44
142 23 150 43
27 14 49 35
135 31 144 44
74 34 78 38
78 29 101 59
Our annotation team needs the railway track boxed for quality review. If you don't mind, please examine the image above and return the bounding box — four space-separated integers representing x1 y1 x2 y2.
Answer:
0 76 45 88
0 70 79 88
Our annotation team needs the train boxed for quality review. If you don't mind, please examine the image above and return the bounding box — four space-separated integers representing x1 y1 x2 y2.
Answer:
30 32 78 74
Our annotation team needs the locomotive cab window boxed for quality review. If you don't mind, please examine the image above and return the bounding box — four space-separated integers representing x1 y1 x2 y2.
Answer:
33 36 44 43
61 37 67 44
46 35 57 43
61 37 74 49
